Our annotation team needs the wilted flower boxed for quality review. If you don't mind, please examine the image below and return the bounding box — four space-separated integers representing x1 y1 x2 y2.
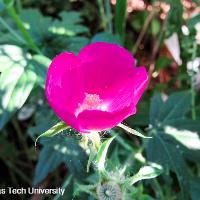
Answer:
97 182 121 200
45 42 148 133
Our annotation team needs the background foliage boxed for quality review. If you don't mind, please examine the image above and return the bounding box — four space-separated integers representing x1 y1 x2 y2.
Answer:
0 0 200 199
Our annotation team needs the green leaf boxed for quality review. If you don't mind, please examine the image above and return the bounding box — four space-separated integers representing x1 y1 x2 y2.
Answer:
30 54 51 87
28 105 58 140
20 9 88 40
87 145 97 173
0 1 5 12
126 164 162 185
126 101 149 126
151 18 161 36
148 91 194 200
91 32 122 45
19 9 89 56
42 35 89 57
96 136 115 171
127 185 156 200
53 175 73 200
159 91 191 123
164 0 183 36
188 14 200 29
190 178 200 200
131 11 148 32
0 45 36 129
149 94 163 126
58 36 89 54
148 91 200 199
20 9 52 43
35 121 69 147
0 44 25 71
2 0 13 7
155 57 172 70
34 136 87 185
147 132 189 200
107 146 121 170
149 91 200 159
150 91 191 127
166 118 200 135
0 16 25 45
50 11 88 36
118 123 151 138
74 183 97 198
164 124 200 150
111 130 133 151
162 118 200 162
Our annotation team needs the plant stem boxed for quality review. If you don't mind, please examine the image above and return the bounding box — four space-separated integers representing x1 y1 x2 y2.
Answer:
8 164 19 187
132 9 157 54
153 179 165 200
97 0 107 30
190 42 197 120
148 13 169 80
0 16 25 43
5 160 32 185
16 0 22 13
152 14 168 59
53 175 72 200
105 0 112 33
6 5 41 54
12 118 33 166
115 0 127 43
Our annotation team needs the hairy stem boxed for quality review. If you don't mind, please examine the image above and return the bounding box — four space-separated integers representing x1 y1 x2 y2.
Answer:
6 5 41 53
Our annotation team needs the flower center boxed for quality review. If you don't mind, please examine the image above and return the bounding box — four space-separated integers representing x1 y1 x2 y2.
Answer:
105 189 112 196
81 93 102 110
75 93 107 116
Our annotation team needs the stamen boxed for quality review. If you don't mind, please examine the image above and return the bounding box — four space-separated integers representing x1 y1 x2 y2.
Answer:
75 93 107 116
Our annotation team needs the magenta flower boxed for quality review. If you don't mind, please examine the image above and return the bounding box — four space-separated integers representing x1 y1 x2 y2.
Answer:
45 42 148 133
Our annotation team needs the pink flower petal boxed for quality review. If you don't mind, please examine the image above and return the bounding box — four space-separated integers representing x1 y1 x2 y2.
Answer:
78 42 135 95
132 66 149 105
46 52 84 114
77 106 136 133
45 42 148 133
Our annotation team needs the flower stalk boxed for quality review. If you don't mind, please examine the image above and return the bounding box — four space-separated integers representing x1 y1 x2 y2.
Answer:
190 42 197 120
5 4 41 54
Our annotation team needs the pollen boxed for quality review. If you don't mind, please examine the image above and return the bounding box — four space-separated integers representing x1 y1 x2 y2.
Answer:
81 93 102 110
75 93 107 116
